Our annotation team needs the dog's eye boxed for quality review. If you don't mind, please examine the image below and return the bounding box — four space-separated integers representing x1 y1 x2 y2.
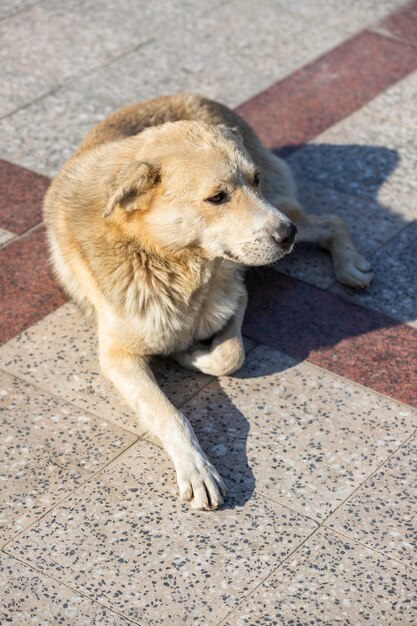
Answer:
253 172 260 187
206 191 228 204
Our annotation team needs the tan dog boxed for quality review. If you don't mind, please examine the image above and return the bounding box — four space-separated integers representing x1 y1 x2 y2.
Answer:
44 93 372 510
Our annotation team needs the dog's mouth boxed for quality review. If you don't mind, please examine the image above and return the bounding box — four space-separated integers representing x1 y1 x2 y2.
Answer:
223 242 295 266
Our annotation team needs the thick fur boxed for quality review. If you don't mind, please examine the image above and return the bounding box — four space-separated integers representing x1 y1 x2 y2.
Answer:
44 93 372 510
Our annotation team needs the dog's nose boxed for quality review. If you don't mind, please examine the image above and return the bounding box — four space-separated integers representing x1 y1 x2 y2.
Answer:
272 222 297 247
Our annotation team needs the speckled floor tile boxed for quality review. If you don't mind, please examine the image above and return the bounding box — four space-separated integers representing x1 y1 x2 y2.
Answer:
222 528 417 626
331 221 417 325
244 268 417 407
379 0 417 47
70 0 367 109
0 159 49 234
0 552 132 625
0 371 136 545
327 434 417 568
5 439 317 624
0 0 216 118
0 0 35 20
277 0 408 22
182 344 416 520
237 29 417 155
0 89 115 177
277 176 409 289
0 226 66 344
289 95 417 218
1 0 402 176
0 302 214 435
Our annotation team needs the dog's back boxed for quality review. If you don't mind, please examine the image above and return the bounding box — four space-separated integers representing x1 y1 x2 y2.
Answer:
73 93 261 157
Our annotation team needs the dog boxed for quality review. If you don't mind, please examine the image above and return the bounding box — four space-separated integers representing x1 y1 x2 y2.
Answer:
43 93 372 511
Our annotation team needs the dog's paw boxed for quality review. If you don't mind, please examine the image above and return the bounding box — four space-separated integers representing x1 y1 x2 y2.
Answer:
176 453 227 511
335 251 373 289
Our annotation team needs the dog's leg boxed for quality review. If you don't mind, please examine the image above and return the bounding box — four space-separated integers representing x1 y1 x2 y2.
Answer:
99 332 227 510
172 293 247 376
282 201 373 288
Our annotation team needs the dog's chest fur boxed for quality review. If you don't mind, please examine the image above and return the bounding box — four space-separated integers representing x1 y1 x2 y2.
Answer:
91 240 246 354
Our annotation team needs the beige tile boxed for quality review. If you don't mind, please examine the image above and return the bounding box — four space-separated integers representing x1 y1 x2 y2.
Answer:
0 88 115 177
331 220 417 324
0 0 382 175
0 228 15 246
0 0 219 118
0 370 136 545
222 528 417 626
0 552 131 625
277 177 408 289
5 439 317 624
327 433 417 568
0 0 37 21
276 0 407 23
289 86 417 218
183 345 416 520
0 303 212 435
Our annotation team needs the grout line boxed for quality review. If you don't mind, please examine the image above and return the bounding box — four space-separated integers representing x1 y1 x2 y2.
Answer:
249 331 417 413
216 522 322 625
0 552 141 625
320 429 416 526
326 526 417 574
216 511 417 626
0 220 44 250
0 37 155 123
303 354 417 412
0 363 144 440
1 435 142 551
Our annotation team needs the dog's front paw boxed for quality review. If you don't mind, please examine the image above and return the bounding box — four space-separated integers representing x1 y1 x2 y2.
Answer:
335 251 373 289
176 453 227 511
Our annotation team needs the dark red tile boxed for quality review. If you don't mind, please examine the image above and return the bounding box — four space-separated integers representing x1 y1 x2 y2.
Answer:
236 31 417 156
0 159 50 235
244 268 417 407
0 226 66 345
380 1 417 48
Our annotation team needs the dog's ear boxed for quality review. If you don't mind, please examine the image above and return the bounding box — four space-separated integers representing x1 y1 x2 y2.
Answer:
219 124 243 143
103 161 161 218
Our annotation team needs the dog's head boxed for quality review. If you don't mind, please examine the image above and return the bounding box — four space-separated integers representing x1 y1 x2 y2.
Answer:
104 121 296 265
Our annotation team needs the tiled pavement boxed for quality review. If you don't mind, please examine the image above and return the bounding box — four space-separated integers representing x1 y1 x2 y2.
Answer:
1 1 417 624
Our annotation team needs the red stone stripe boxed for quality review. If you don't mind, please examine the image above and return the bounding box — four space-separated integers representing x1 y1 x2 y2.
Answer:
243 268 417 408
0 159 49 235
0 226 66 344
236 29 417 155
379 1 417 48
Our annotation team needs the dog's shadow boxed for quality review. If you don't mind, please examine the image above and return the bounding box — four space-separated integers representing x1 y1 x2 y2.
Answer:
167 143 407 509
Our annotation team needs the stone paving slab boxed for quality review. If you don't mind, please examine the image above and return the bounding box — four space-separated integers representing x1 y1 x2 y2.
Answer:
0 552 131 625
0 88 115 177
277 176 409 289
0 159 49 235
0 226 66 345
221 528 417 626
327 433 417 569
4 438 317 625
0 0 223 119
182 344 416 521
289 70 417 217
331 220 417 325
0 303 213 435
1 0 410 176
244 268 417 407
0 370 136 546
